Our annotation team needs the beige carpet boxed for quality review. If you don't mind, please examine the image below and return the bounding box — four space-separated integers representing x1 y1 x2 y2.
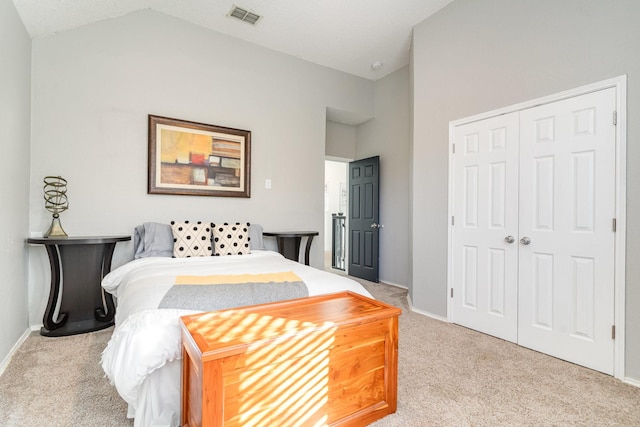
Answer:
0 327 131 426
1 280 640 426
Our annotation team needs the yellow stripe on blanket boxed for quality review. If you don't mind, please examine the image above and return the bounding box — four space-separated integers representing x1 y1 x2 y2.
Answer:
174 271 302 285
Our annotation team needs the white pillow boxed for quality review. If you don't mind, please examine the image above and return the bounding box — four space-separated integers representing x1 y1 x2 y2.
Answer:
170 221 212 258
212 222 251 256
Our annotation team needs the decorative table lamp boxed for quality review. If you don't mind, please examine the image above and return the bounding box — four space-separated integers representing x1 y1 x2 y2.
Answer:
43 176 69 237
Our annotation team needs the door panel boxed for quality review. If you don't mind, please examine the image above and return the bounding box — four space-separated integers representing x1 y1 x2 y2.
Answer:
451 112 520 343
518 88 616 374
451 87 617 375
349 156 380 282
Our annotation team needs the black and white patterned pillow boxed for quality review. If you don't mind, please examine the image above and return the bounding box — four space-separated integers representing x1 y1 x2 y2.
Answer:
212 222 251 256
170 221 212 258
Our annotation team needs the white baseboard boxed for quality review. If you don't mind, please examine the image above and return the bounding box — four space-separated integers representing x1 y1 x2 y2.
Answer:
624 376 640 389
376 281 448 322
0 328 32 376
378 280 407 290
406 294 448 322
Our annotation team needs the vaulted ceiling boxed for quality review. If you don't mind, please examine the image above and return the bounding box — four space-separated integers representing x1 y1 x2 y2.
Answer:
11 0 453 80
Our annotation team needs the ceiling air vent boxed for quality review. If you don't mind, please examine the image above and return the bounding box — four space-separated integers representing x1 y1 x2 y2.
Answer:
228 5 262 25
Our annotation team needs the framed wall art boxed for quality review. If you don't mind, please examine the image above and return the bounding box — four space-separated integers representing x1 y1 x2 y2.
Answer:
148 115 251 197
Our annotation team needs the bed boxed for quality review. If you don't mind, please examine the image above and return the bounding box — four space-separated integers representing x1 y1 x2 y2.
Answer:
100 222 373 427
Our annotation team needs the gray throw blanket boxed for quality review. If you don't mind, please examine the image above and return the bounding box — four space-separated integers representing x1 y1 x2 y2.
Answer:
158 271 308 312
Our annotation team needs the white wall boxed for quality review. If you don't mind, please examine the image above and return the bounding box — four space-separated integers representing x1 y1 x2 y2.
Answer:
324 161 347 253
356 67 410 287
411 0 640 380
325 120 356 159
0 0 31 367
324 120 353 262
28 10 374 326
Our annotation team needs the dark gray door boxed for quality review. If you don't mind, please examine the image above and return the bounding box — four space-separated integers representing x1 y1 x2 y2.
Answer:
348 156 380 282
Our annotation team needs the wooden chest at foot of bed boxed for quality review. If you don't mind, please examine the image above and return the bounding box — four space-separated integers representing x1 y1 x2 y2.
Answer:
180 291 401 427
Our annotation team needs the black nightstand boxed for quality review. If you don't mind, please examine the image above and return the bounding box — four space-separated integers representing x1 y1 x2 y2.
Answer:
262 231 319 265
27 235 130 337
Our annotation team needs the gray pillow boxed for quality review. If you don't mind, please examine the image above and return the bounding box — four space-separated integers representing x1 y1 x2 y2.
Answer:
134 222 174 259
249 224 265 250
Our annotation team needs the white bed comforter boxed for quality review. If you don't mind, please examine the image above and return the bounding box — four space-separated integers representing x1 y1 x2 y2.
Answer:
101 250 372 426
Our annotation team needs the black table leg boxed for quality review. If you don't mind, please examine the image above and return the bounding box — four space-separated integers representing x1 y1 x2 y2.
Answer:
42 245 67 332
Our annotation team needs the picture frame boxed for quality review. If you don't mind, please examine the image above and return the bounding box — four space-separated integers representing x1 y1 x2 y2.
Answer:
148 115 251 197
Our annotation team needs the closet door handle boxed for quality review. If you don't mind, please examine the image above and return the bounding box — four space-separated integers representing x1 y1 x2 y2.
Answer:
520 237 532 245
504 235 515 244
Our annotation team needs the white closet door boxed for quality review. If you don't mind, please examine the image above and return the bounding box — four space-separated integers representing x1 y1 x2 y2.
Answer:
517 88 616 374
451 112 520 343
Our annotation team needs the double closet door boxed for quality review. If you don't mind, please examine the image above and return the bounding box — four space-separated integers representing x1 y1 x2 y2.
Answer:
450 88 617 375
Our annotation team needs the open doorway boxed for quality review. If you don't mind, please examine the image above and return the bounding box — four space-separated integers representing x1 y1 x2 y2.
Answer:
324 160 348 272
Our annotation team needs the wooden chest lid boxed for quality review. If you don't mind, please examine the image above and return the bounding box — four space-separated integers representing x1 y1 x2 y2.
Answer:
180 291 401 360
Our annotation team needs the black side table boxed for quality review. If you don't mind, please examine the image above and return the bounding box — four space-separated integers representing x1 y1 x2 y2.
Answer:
27 235 131 337
263 231 319 265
